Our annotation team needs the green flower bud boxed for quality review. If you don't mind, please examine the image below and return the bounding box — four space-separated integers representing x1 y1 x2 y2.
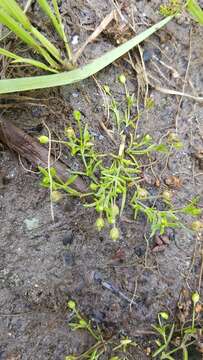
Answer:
192 292 200 304
110 227 119 241
96 204 104 212
95 217 105 231
162 190 172 202
118 74 126 85
168 132 179 143
144 134 152 143
51 190 63 203
103 85 111 95
50 167 56 177
111 204 119 218
137 187 148 200
159 311 169 320
191 221 203 231
79 319 87 326
65 127 75 138
89 182 98 191
68 300 76 310
38 135 49 144
73 110 81 121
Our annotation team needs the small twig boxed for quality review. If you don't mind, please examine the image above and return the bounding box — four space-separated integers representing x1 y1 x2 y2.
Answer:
129 276 138 311
99 120 116 144
148 74 203 103
43 121 54 222
92 75 110 122
198 247 203 292
74 10 117 62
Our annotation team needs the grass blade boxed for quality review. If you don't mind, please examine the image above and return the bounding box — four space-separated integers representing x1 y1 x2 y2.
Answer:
186 0 203 24
0 48 58 73
30 26 63 63
51 0 72 60
0 9 60 68
37 0 63 38
0 0 31 30
0 16 173 94
12 59 58 73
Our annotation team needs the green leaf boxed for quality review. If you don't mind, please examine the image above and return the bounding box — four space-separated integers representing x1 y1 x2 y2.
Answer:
182 199 202 216
37 0 63 38
0 0 31 30
152 343 166 357
0 8 59 68
151 144 169 153
0 15 173 94
30 26 62 63
186 0 203 25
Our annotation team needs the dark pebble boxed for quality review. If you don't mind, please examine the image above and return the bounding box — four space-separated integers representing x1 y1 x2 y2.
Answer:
62 231 74 246
134 245 146 257
166 228 175 241
143 49 153 62
63 251 75 266
94 271 103 283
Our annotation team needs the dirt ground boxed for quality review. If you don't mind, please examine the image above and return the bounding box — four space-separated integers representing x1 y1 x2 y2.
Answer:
0 1 203 359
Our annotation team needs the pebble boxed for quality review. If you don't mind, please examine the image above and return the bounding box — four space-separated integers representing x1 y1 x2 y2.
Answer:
93 271 103 283
63 251 75 266
71 35 79 45
62 231 74 246
134 245 146 257
24 217 40 231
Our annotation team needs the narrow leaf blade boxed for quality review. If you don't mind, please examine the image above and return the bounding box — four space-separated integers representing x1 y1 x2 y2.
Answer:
0 16 173 94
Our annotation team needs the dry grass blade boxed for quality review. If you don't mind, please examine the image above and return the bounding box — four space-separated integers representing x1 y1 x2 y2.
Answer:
74 10 117 62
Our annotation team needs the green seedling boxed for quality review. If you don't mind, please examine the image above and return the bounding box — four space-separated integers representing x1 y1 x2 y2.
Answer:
66 300 138 360
103 76 138 132
152 292 202 359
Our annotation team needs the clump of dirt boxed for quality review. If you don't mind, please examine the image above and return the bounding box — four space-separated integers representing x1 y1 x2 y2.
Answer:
0 1 203 359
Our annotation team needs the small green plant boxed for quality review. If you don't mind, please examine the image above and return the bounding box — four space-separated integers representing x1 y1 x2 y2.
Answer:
39 77 202 239
66 300 137 360
160 0 203 24
152 291 202 359
160 0 183 16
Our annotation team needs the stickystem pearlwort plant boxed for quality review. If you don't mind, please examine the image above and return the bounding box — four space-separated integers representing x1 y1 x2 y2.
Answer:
39 76 202 240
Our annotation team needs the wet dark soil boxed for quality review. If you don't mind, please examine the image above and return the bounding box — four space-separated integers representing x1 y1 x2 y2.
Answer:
0 1 203 359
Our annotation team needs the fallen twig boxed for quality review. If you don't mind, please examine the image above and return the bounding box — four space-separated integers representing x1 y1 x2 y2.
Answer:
0 119 87 193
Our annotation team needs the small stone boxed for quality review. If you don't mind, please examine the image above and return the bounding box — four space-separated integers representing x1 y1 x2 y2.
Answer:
71 35 79 45
63 251 75 266
143 49 153 62
62 231 74 246
24 217 40 231
93 271 103 283
134 245 146 257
